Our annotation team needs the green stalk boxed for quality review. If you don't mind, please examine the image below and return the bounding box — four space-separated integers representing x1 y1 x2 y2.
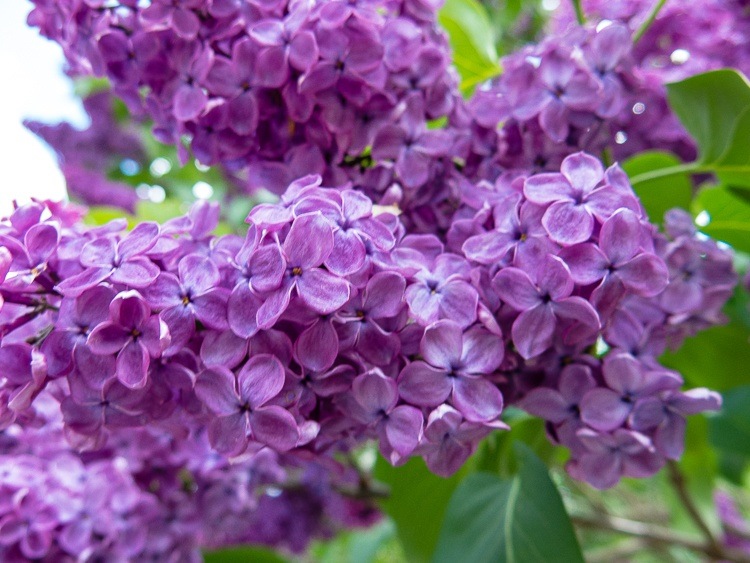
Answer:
633 0 668 44
570 0 585 25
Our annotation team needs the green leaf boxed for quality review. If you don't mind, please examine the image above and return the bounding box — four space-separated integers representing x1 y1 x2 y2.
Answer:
432 445 583 563
374 456 464 563
83 205 135 228
693 187 750 253
662 283 750 391
203 546 288 563
135 199 187 223
629 70 750 191
666 69 750 164
438 0 502 96
622 151 693 224
710 386 750 458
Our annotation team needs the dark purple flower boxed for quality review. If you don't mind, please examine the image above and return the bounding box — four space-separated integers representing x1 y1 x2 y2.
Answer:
87 290 170 389
579 354 682 432
144 254 229 353
257 213 350 328
347 369 423 463
523 153 639 245
493 255 600 359
56 223 161 297
398 320 504 422
195 355 300 455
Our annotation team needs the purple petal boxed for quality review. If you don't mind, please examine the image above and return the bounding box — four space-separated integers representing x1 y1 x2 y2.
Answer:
238 354 285 408
86 322 130 356
561 152 604 193
352 370 398 415
460 326 503 374
580 388 631 431
398 361 451 407
195 367 239 415
295 319 338 372
284 213 334 269
208 413 247 455
451 376 504 422
421 320 463 369
228 283 262 338
511 304 556 359
118 222 159 259
110 257 160 287
617 254 669 296
116 341 149 389
384 405 423 457
438 281 478 328
493 268 540 310
179 254 220 294
296 268 350 314
559 243 609 285
326 230 366 276
600 210 641 266
542 201 594 245
249 406 299 450
193 289 230 329
520 388 570 423
200 330 247 370
523 173 575 204
364 271 406 318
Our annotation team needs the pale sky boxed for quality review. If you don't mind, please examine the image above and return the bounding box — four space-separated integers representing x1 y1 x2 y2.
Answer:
0 1 87 216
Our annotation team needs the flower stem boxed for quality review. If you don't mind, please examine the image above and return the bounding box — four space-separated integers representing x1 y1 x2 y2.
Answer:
633 0 668 44
570 0 586 25
666 461 722 555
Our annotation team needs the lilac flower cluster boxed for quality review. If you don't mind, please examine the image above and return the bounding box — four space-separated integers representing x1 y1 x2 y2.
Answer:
458 21 683 178
0 392 376 560
9 0 743 552
445 152 730 488
28 0 460 198
0 151 732 500
543 0 750 162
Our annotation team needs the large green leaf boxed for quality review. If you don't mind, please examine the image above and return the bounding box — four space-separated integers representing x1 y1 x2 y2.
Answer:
709 386 750 459
666 69 750 164
628 70 750 191
661 284 750 391
438 0 501 96
692 187 750 253
374 456 464 563
622 150 693 224
432 445 583 563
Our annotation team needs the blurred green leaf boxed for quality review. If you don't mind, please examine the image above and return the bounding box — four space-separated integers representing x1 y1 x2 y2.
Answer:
473 415 557 477
433 444 583 563
84 205 135 228
667 69 750 165
203 546 287 563
311 519 404 563
629 70 750 191
622 151 693 224
374 456 465 563
710 386 750 458
439 0 502 96
693 187 750 253
135 199 187 223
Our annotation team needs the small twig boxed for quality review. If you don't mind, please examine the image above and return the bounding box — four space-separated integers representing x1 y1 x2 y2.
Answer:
633 0 668 44
570 0 585 25
585 538 645 563
572 513 750 562
667 461 722 553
